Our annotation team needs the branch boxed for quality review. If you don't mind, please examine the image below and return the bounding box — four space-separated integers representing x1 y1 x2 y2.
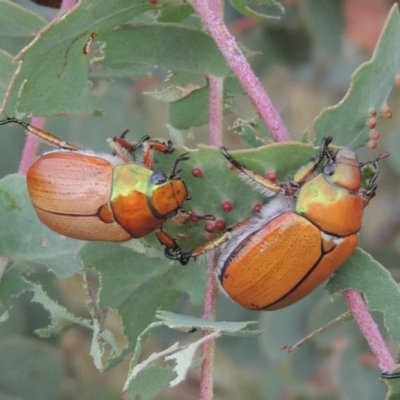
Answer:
343 290 395 373
190 1 292 142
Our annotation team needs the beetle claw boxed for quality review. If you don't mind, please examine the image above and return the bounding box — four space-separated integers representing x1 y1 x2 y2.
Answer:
164 246 192 266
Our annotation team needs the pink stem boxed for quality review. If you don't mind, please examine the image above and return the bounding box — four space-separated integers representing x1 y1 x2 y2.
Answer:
59 0 77 12
190 1 292 143
343 290 395 373
199 4 224 400
199 253 219 400
208 76 224 147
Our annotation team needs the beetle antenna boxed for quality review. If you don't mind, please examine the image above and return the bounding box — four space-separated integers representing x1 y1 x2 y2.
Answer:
220 147 244 171
170 153 190 178
316 136 333 162
0 117 80 151
359 151 390 167
0 117 28 128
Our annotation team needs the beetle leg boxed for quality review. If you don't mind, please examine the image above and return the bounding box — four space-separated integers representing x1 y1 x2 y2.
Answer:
381 371 400 380
141 138 174 169
179 207 215 222
292 136 333 186
156 228 189 265
164 232 230 265
109 131 147 160
109 133 174 168
220 147 282 197
147 139 174 155
107 137 135 163
0 117 80 151
169 218 251 264
108 134 152 163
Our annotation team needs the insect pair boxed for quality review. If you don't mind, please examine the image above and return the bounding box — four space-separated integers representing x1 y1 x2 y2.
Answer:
0 118 387 310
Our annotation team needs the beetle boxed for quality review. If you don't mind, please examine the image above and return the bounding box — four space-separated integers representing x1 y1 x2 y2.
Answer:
169 137 388 310
0 117 212 256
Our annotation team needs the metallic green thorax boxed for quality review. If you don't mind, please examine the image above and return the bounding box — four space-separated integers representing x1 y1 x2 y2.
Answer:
110 164 154 201
295 173 352 215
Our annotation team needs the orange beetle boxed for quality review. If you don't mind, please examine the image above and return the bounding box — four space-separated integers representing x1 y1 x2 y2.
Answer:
171 138 387 310
0 117 212 256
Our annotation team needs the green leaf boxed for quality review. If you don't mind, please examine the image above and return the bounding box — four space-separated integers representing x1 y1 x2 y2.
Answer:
313 5 400 149
121 311 259 399
157 310 260 336
167 75 245 130
95 23 229 79
0 1 40 57
80 242 185 367
31 281 92 337
157 4 195 23
123 364 175 400
232 117 271 148
338 344 387 400
169 86 209 129
229 0 284 19
326 248 400 342
16 276 122 370
0 0 46 37
0 262 33 308
1 1 154 116
0 50 17 102
170 262 206 306
0 336 64 400
302 0 344 61
0 174 83 277
382 366 400 400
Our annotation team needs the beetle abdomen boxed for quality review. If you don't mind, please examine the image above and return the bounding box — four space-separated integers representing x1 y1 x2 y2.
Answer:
218 211 358 310
33 209 131 241
27 152 131 241
27 152 113 213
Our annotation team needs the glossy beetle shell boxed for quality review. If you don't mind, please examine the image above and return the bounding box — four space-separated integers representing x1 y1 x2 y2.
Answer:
27 151 188 241
215 145 377 310
218 202 358 310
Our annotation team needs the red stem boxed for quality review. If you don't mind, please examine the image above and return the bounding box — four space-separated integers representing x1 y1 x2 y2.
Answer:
208 76 224 147
190 0 292 143
343 290 395 373
199 254 219 400
59 0 77 12
199 4 224 399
